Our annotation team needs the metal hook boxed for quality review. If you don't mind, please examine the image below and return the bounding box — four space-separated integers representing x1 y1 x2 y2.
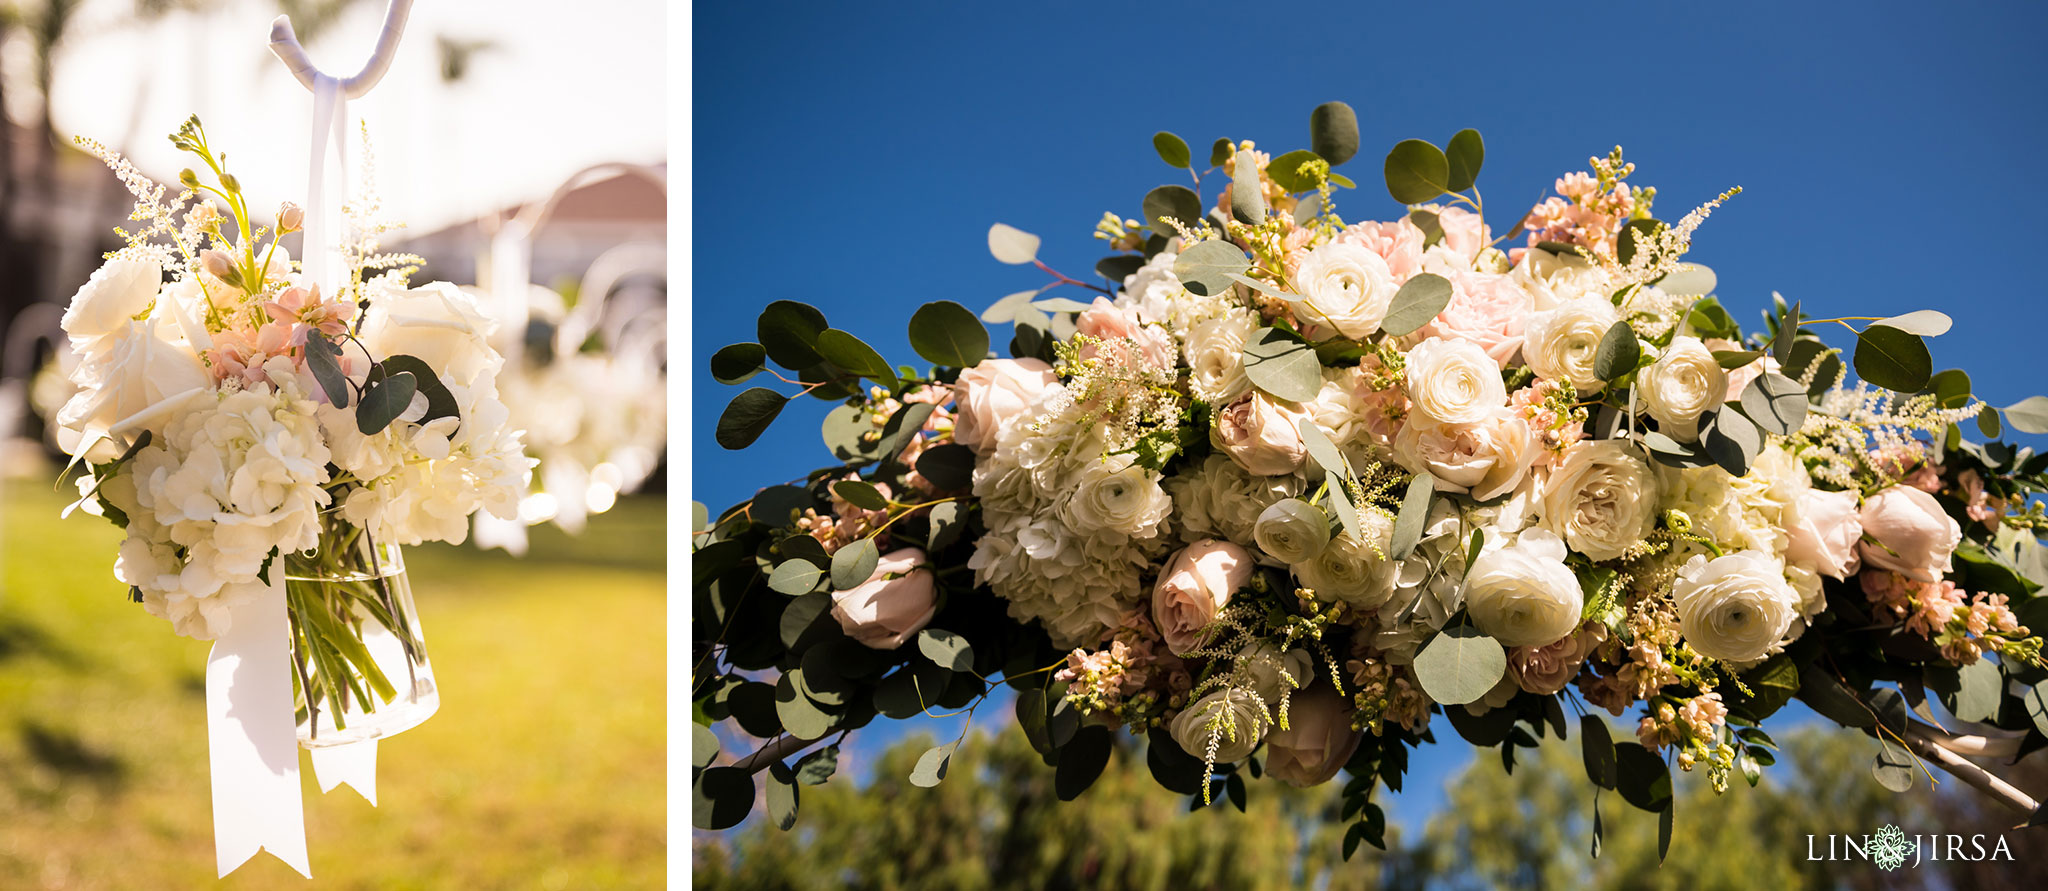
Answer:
267 0 416 99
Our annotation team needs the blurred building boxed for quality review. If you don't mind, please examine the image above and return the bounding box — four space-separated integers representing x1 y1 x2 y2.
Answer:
390 163 667 291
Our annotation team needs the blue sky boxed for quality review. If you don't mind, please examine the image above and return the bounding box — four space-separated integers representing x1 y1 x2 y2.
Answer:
691 0 2048 823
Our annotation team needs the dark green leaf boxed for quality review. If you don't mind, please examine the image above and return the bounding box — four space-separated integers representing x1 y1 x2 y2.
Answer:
814 329 898 388
1241 328 1323 403
830 538 878 590
1872 740 1914 792
1854 324 1932 391
1097 255 1145 286
1408 209 1444 247
1741 373 1809 436
1390 471 1436 560
711 343 768 385
716 388 790 449
1411 624 1505 706
873 662 950 719
751 485 814 527
1796 663 1875 728
1266 149 1326 192
367 355 458 425
304 330 350 408
1310 102 1360 165
1617 219 1664 266
1593 321 1639 382
1927 369 1972 410
727 682 782 737
1153 131 1191 168
355 371 416 435
1379 272 1453 337
2024 682 2048 738
1614 742 1672 812
1383 139 1448 204
692 767 755 830
1174 239 1251 298
907 301 989 368
831 479 888 511
1582 715 1617 789
1702 409 1761 476
1713 349 1763 369
1444 129 1484 192
758 300 829 369
1209 138 1233 167
1657 804 1673 864
778 592 832 648
1145 726 1206 795
1955 656 2002 723
915 443 977 490
1055 726 1114 801
918 628 975 672
874 402 936 462
1143 185 1203 238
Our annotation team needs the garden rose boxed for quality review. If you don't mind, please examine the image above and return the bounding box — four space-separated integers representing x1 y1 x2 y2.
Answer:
55 318 211 458
1253 499 1331 565
1171 689 1268 763
1183 309 1256 404
1417 270 1529 367
1538 440 1659 561
1212 392 1309 476
1638 336 1727 442
1338 218 1426 282
1462 529 1583 647
60 257 162 344
1292 514 1398 611
1265 685 1363 787
1671 551 1800 663
1152 540 1254 654
1858 485 1962 583
1393 408 1537 501
953 357 1056 454
1060 454 1172 541
358 282 501 386
1786 488 1863 580
1404 336 1507 424
1289 242 1397 339
1076 296 1175 369
1234 640 1314 702
1523 297 1620 394
830 547 939 649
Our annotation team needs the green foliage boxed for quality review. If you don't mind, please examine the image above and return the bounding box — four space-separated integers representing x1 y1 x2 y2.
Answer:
1310 102 1360 166
1152 131 1191 169
1378 272 1453 337
1593 320 1639 382
716 388 789 449
1412 624 1506 705
1853 323 1932 391
1173 238 1250 297
1241 327 1323 402
1383 139 1449 204
907 301 989 368
354 370 416 435
1142 184 1203 237
1445 128 1484 193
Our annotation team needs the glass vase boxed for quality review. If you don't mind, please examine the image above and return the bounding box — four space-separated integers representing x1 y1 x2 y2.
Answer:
285 522 439 748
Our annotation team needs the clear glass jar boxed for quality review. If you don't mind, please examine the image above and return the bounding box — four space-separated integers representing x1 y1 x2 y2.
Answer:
285 527 439 748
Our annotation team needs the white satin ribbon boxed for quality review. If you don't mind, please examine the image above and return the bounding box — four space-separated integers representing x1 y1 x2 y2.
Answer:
206 574 310 878
309 742 378 805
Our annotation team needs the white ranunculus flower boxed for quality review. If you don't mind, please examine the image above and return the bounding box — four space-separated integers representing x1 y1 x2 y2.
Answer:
1393 408 1536 501
1638 336 1727 442
1253 499 1331 564
1462 528 1583 647
1511 247 1611 312
1234 640 1315 702
1539 440 1660 561
1671 551 1800 663
1523 298 1621 394
1289 242 1397 340
61 257 162 344
1060 453 1172 541
55 317 211 460
358 282 502 386
1403 336 1507 424
1171 689 1269 763
1183 308 1257 404
1165 453 1304 548
1292 511 1397 611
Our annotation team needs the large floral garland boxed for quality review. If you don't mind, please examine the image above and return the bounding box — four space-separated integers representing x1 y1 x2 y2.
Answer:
695 103 2048 854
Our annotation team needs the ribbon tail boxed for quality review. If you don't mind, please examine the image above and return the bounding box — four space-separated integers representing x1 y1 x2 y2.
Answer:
206 574 311 879
310 741 378 805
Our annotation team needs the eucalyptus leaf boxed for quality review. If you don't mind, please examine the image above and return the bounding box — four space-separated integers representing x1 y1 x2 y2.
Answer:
1701 408 1761 476
1241 328 1322 403
1712 350 1763 369
1096 255 1145 286
1853 324 1931 391
874 402 936 462
758 300 830 369
1581 715 1617 789
1593 321 1639 382
831 479 889 511
988 223 1040 265
907 301 989 368
927 501 965 551
1055 726 1113 801
980 290 1041 324
918 628 975 672
1309 102 1360 165
1379 273 1453 337
1876 310 1952 337
304 331 350 408
1295 417 1353 481
1411 625 1506 706
1266 149 1325 192
1654 264 1716 297
814 329 898 388
355 371 416 435
1955 656 2002 723
692 722 720 771
1390 471 1436 560
775 671 836 739
830 538 879 589
1445 129 1484 192
911 743 956 787
1384 139 1449 204
765 763 800 829
1153 131 1191 169
1031 297 1096 313
718 388 789 449
769 560 827 597
1872 741 1915 793
1173 239 1251 298
1143 185 1203 238
368 355 458 425
2003 396 2048 434
914 443 976 490
1231 148 1267 223
1617 219 1664 266
1210 138 1233 167
1614 742 1673 812
1408 210 1444 247
1740 373 1809 436
692 767 755 830
793 745 839 785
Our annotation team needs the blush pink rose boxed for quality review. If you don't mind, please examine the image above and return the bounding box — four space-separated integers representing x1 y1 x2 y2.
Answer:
1076 297 1175 369
952 358 1056 454
1336 219 1425 283
1858 485 1962 583
1151 540 1254 655
1417 270 1530 367
1434 205 1490 261
1211 392 1309 476
1264 685 1363 787
830 547 939 649
1786 488 1863 580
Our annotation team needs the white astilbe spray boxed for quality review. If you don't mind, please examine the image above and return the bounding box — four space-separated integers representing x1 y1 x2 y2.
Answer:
1611 186 1743 289
1796 382 1982 489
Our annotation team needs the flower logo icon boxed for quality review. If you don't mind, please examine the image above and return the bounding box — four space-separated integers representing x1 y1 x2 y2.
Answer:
1869 824 1914 871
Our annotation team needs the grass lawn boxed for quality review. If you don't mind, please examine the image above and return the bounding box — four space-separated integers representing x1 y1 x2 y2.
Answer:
0 481 666 889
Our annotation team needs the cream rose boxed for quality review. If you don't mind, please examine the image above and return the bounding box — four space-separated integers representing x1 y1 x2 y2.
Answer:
1393 408 1536 502
1289 242 1397 339
358 282 502 386
1539 440 1659 561
1523 298 1621 394
1265 685 1363 787
61 257 162 344
1253 499 1331 565
1858 485 1962 583
1152 540 1254 654
1060 454 1172 541
1212 392 1308 476
1171 689 1268 763
1292 512 1398 611
830 547 939 649
953 357 1056 454
1671 551 1800 663
55 318 211 459
1404 336 1507 425
1234 640 1314 702
1638 336 1728 442
1786 488 1863 580
1183 309 1256 404
1462 529 1584 647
